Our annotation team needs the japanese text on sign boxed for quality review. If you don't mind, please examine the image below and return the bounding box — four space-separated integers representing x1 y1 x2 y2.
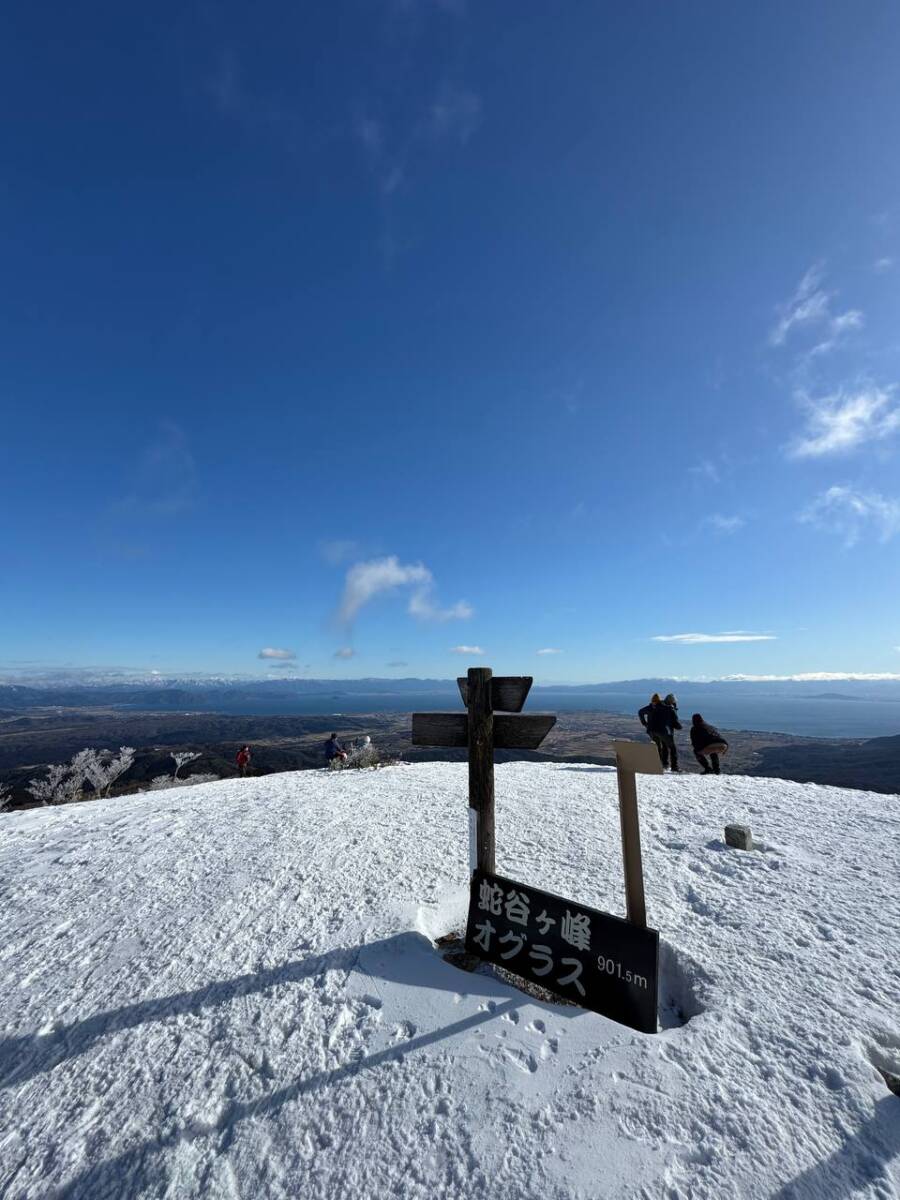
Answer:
465 871 659 1034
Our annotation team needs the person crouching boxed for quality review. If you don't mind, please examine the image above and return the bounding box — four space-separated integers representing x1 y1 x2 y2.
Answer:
690 715 728 775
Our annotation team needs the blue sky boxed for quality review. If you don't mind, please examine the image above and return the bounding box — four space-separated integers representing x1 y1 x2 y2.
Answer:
3 1 900 683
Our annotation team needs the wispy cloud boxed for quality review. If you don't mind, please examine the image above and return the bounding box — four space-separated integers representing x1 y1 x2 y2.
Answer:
114 422 198 517
874 257 894 273
334 647 355 659
653 632 777 644
426 83 482 144
451 645 484 655
799 485 900 547
386 660 408 668
319 539 362 566
706 514 745 535
258 647 296 661
689 459 721 485
407 591 473 621
204 48 300 136
356 80 482 201
536 648 562 655
769 263 862 352
336 556 472 626
788 384 900 458
724 672 900 682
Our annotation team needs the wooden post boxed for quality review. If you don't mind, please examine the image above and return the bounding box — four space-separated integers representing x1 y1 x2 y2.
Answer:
467 666 495 876
616 763 647 928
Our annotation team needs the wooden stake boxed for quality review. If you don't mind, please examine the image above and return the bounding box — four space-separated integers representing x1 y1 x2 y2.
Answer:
467 666 495 875
616 763 647 928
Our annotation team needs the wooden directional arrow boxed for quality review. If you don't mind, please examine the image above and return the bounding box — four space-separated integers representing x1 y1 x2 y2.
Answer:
412 712 556 749
456 675 532 713
411 666 556 876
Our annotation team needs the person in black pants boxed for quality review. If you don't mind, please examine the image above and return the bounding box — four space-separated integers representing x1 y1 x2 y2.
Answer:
690 714 729 774
643 696 682 771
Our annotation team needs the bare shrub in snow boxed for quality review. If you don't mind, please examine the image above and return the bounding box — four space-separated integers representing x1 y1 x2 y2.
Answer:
0 784 11 813
146 770 218 792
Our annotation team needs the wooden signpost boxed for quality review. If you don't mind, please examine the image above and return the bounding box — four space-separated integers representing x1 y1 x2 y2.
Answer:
412 666 555 874
612 738 663 929
412 666 661 1032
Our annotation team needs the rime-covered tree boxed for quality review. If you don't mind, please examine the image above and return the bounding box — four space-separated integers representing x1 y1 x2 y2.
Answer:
27 761 85 806
0 783 11 813
172 751 201 781
72 746 135 798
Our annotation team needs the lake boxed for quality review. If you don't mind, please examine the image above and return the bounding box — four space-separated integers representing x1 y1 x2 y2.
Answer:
195 688 900 739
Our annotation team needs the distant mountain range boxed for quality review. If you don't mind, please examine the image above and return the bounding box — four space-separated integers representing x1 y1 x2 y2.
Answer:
2 674 900 712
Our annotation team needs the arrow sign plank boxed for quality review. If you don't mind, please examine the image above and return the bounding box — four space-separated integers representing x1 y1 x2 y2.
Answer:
456 675 533 713
412 712 556 750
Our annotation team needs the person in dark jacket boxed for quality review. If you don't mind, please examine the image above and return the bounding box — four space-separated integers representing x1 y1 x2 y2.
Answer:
690 714 728 774
325 734 347 766
638 693 662 731
640 694 682 771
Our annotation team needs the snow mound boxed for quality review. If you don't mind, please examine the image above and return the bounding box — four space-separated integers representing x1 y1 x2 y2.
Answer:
1 763 899 1199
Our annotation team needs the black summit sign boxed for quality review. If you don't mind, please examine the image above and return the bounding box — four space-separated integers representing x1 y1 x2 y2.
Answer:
465 871 659 1034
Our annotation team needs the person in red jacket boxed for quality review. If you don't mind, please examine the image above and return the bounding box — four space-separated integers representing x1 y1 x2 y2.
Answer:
236 745 251 777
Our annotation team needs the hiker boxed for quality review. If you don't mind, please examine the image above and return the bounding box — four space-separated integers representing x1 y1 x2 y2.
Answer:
325 733 347 766
642 694 682 771
690 714 729 775
638 693 662 733
236 745 251 777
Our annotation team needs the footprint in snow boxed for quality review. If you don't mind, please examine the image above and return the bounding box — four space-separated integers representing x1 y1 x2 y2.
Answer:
504 1047 539 1074
540 1038 559 1059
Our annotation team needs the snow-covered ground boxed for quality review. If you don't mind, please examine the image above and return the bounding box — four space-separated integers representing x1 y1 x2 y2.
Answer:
1 763 899 1199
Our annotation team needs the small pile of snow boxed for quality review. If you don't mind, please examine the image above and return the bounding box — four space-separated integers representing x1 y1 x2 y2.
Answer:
1 764 898 1198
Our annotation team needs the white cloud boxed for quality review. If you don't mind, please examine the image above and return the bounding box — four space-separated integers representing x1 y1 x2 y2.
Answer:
769 263 863 352
874 257 894 273
789 384 900 458
723 672 900 682
257 647 296 661
706 514 745 534
799 485 900 546
386 660 408 668
652 632 777 644
407 591 474 622
336 556 471 626
536 648 562 655
451 645 484 655
334 647 355 659
320 539 361 566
